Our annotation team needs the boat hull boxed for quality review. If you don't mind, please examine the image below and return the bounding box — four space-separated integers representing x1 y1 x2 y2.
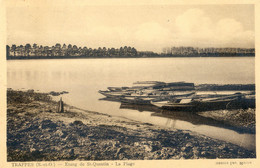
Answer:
159 97 254 112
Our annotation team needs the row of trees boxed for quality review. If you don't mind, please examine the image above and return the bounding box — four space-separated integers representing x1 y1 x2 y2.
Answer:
6 43 138 58
162 46 255 56
6 43 255 59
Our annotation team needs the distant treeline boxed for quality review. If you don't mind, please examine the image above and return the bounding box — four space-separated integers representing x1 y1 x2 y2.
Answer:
6 43 255 60
6 44 138 59
162 46 255 57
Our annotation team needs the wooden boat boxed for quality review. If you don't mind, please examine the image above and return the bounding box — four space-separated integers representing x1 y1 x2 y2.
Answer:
98 90 131 97
151 98 194 110
192 97 240 111
107 87 129 92
150 100 170 108
151 93 245 111
120 97 155 105
125 91 195 99
228 94 255 109
98 81 255 111
132 81 165 89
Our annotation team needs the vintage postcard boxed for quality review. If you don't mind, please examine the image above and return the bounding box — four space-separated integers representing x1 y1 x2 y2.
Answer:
0 0 259 168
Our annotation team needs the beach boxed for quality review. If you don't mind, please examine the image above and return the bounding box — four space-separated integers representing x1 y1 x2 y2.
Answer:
7 89 256 161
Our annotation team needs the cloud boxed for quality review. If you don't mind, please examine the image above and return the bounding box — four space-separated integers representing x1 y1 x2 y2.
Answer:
214 18 254 47
133 22 172 51
175 9 212 36
173 8 254 48
7 7 254 52
118 8 254 51
134 22 170 42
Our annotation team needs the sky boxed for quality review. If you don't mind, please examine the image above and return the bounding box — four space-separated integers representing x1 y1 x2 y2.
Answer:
6 2 254 53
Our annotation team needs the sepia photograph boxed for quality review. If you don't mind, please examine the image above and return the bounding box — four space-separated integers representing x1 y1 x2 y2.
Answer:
1 0 259 167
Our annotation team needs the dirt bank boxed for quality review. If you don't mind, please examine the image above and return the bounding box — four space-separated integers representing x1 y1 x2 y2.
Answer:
7 90 255 161
198 108 255 133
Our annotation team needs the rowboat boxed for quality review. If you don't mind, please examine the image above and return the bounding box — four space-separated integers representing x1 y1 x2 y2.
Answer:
120 97 155 105
151 93 244 111
125 91 195 98
151 98 194 110
107 87 129 92
98 90 131 97
192 97 240 111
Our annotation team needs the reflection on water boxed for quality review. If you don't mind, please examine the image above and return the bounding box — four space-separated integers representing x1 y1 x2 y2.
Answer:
119 103 254 134
7 58 255 151
119 102 255 150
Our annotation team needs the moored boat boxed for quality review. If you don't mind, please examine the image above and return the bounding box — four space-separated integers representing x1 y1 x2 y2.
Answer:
107 87 129 92
151 93 246 112
98 81 255 112
120 97 155 105
151 98 194 110
98 90 131 97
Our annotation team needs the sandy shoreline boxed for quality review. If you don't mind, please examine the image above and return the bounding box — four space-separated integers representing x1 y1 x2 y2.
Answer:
7 90 256 161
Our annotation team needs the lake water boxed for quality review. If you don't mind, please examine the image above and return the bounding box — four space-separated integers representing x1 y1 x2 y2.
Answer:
7 57 255 150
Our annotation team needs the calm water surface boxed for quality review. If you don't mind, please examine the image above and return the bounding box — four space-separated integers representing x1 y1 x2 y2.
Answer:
7 57 255 150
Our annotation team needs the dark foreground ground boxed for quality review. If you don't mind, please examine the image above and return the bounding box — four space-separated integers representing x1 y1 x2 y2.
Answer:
7 90 256 161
